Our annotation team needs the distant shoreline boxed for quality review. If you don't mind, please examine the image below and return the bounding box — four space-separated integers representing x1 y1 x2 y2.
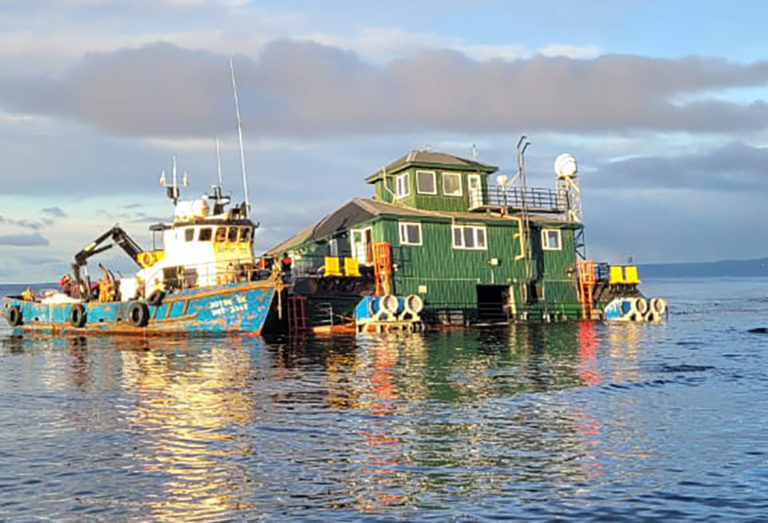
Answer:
639 257 768 278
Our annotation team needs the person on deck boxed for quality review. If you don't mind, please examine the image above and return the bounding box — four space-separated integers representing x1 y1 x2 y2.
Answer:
59 274 72 296
281 252 293 273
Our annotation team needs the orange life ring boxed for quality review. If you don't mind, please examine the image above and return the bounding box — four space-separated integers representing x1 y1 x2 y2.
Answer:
139 252 158 268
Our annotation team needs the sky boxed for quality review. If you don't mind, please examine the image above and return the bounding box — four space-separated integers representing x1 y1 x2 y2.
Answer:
1 0 768 282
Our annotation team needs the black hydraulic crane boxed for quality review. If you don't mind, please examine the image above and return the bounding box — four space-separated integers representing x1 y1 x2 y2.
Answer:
73 225 144 268
71 226 145 297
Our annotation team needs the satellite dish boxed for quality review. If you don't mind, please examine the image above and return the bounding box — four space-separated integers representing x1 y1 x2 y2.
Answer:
555 153 578 177
496 174 508 186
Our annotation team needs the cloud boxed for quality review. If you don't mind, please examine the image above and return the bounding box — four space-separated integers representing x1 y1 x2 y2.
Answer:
42 206 68 218
3 41 768 139
18 254 61 265
0 215 44 230
0 233 50 246
588 142 768 192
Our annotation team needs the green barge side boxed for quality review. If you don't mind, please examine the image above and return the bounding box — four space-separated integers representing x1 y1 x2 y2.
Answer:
270 149 653 327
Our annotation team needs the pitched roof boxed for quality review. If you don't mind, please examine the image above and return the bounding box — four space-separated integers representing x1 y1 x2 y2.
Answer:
366 150 497 183
268 198 574 253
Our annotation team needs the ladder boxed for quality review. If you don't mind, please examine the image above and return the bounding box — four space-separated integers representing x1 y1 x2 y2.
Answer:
287 295 307 333
373 241 392 296
577 260 595 321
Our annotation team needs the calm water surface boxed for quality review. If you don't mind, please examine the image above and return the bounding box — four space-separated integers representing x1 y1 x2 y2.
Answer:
1 279 767 521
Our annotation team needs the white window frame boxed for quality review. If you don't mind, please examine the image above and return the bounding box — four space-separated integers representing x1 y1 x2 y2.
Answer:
395 173 410 199
415 170 437 195
351 227 373 265
542 229 562 251
399 221 422 246
442 172 463 197
451 224 487 250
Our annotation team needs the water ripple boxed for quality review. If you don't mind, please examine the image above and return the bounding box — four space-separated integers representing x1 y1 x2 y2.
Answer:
0 280 767 520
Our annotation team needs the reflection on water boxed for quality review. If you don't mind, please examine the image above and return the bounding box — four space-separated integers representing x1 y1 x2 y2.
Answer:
1 292 767 521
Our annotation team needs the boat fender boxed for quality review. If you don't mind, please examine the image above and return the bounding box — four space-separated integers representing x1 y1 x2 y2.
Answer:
129 302 150 327
379 294 400 314
70 304 87 328
404 294 424 315
651 297 667 315
147 290 165 307
7 305 22 326
634 298 649 315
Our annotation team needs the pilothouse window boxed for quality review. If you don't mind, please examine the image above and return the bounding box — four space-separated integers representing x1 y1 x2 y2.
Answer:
199 228 212 241
215 227 227 242
240 228 251 242
228 227 239 242
184 228 195 242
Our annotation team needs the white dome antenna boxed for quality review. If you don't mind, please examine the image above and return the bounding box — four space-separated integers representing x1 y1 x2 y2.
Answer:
555 153 578 178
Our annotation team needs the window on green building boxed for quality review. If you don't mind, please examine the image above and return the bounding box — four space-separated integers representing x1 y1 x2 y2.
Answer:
399 222 422 245
542 229 561 250
452 224 487 250
395 173 410 199
416 170 437 195
443 172 463 196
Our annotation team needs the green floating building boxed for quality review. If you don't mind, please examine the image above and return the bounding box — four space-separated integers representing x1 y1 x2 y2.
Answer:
271 149 598 325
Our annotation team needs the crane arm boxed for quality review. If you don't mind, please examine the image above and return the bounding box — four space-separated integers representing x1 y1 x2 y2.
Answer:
73 225 144 268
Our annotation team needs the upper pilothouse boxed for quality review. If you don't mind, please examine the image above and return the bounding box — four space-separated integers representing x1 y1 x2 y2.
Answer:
140 157 258 291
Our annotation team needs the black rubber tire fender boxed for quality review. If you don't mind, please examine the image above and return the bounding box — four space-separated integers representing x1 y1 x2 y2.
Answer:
70 304 87 328
7 305 22 327
128 302 150 328
147 290 165 307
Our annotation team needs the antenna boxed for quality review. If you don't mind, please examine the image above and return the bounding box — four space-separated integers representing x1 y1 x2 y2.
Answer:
230 57 250 217
516 136 533 289
166 155 180 204
215 137 223 187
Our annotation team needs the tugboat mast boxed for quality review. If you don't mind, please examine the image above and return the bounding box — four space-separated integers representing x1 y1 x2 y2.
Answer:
230 58 250 218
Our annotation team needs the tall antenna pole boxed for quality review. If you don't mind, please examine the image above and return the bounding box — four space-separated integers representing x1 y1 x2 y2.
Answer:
215 137 223 187
230 57 250 217
517 136 533 289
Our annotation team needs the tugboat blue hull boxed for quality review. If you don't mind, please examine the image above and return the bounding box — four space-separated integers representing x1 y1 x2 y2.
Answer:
1 281 277 335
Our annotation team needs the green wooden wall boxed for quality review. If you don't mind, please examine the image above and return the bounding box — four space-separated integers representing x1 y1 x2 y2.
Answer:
372 166 490 212
371 216 581 317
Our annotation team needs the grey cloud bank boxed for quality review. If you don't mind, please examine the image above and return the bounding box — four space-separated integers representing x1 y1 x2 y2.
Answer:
3 41 768 138
0 234 50 246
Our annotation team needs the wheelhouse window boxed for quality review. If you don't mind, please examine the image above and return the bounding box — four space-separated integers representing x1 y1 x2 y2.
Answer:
184 228 195 242
199 228 213 242
395 173 410 199
215 227 227 242
227 227 239 242
416 170 437 195
452 224 487 250
399 221 422 246
542 229 562 250
442 172 463 196
240 228 251 243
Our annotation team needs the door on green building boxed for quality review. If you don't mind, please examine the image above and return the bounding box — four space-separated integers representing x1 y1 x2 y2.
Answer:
351 227 373 265
476 285 508 321
468 174 482 208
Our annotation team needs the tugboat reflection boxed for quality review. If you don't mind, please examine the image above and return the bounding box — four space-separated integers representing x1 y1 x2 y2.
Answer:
119 336 256 522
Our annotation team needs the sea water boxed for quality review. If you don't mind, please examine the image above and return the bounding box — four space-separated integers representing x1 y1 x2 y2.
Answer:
0 278 766 521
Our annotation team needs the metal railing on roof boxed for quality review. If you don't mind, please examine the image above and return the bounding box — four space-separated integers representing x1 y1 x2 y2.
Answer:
469 185 568 214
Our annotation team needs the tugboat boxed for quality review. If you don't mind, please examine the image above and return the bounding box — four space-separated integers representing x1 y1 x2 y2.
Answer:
1 158 281 335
